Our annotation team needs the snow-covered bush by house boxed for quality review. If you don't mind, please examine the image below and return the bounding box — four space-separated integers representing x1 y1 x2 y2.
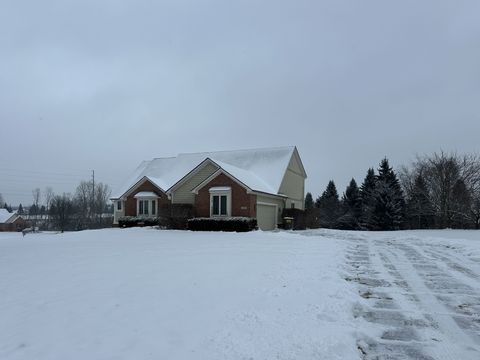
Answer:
118 216 159 227
187 217 257 232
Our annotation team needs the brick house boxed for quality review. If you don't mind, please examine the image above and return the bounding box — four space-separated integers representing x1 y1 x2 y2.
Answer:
111 146 307 230
0 209 28 232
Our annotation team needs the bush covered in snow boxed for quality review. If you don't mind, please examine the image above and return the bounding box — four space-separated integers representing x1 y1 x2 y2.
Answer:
187 217 257 232
118 216 159 227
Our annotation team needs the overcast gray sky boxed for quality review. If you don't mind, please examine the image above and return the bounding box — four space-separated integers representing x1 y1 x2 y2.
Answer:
1 0 480 206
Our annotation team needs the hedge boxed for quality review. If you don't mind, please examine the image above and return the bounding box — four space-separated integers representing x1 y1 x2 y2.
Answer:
187 217 257 232
118 216 159 228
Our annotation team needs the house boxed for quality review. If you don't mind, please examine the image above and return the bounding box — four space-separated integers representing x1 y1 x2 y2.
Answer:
0 209 27 232
111 146 307 230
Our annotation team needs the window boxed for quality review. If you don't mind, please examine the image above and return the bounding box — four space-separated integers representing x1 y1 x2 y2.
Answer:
291 202 295 209
209 187 231 217
134 192 159 217
138 200 149 215
212 195 220 215
220 196 227 215
212 195 228 216
117 201 122 211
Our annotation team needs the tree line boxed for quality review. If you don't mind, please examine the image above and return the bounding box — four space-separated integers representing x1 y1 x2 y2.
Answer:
305 152 480 230
1 181 112 232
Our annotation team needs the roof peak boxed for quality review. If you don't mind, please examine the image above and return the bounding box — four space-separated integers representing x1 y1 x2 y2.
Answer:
178 145 295 157
148 146 296 161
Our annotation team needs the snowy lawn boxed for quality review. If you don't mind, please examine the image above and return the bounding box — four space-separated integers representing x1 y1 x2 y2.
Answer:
1 229 480 359
0 228 357 360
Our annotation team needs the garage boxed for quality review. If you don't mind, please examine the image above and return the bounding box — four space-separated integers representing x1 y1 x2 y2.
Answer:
256 203 277 230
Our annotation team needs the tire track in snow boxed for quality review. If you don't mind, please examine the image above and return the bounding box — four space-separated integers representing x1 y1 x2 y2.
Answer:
345 237 436 360
381 241 480 359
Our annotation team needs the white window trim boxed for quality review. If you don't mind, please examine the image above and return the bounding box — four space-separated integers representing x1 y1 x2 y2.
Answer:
136 197 158 217
209 187 231 217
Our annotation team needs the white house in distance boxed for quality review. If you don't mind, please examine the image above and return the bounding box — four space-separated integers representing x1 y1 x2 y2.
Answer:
111 146 307 230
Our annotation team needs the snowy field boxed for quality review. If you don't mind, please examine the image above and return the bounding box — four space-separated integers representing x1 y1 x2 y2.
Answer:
0 229 479 359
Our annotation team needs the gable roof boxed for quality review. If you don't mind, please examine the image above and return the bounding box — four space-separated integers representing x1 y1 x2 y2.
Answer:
112 146 299 199
0 209 15 223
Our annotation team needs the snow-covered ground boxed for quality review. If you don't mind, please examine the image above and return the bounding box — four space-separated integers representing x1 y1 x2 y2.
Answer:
0 229 479 359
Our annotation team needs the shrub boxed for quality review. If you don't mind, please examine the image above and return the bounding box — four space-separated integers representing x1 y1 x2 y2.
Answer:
187 217 257 232
118 216 159 228
281 209 306 230
156 204 195 230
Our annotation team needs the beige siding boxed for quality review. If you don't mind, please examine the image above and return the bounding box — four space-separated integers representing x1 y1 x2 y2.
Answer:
256 194 285 224
278 154 306 210
171 163 219 204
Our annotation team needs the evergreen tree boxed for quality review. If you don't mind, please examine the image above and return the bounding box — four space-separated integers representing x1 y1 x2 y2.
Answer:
316 180 341 228
369 158 405 230
451 179 471 228
359 168 376 229
406 174 434 229
18 203 24 215
304 192 314 209
29 204 38 215
338 178 362 229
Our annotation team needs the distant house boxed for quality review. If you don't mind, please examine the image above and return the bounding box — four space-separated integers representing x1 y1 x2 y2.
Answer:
0 209 27 232
111 146 307 230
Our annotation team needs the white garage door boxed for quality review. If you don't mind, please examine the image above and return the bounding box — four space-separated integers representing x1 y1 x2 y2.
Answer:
257 203 277 230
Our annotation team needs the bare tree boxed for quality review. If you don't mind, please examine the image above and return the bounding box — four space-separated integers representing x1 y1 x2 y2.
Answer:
44 187 54 213
459 154 480 228
31 188 41 231
404 151 480 228
94 183 111 215
49 194 75 233
44 187 54 229
74 181 111 229
471 196 480 229
75 181 92 228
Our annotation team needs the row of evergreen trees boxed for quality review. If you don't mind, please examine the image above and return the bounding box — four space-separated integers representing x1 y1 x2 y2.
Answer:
305 158 406 230
306 152 480 230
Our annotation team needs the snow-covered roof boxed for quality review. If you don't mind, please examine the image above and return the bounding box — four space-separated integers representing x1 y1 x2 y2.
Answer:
0 209 15 223
133 192 158 198
112 146 297 199
208 186 232 192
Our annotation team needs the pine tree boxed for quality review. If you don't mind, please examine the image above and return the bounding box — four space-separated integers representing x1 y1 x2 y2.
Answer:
18 204 24 215
29 204 38 215
304 192 314 209
406 174 433 229
316 180 341 228
369 158 405 230
338 178 362 229
360 168 376 229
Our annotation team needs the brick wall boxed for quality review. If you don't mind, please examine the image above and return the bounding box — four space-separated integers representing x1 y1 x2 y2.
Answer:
125 179 170 216
195 173 256 218
0 217 27 232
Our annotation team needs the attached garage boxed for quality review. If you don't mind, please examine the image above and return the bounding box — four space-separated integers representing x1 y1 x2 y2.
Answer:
256 203 277 230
